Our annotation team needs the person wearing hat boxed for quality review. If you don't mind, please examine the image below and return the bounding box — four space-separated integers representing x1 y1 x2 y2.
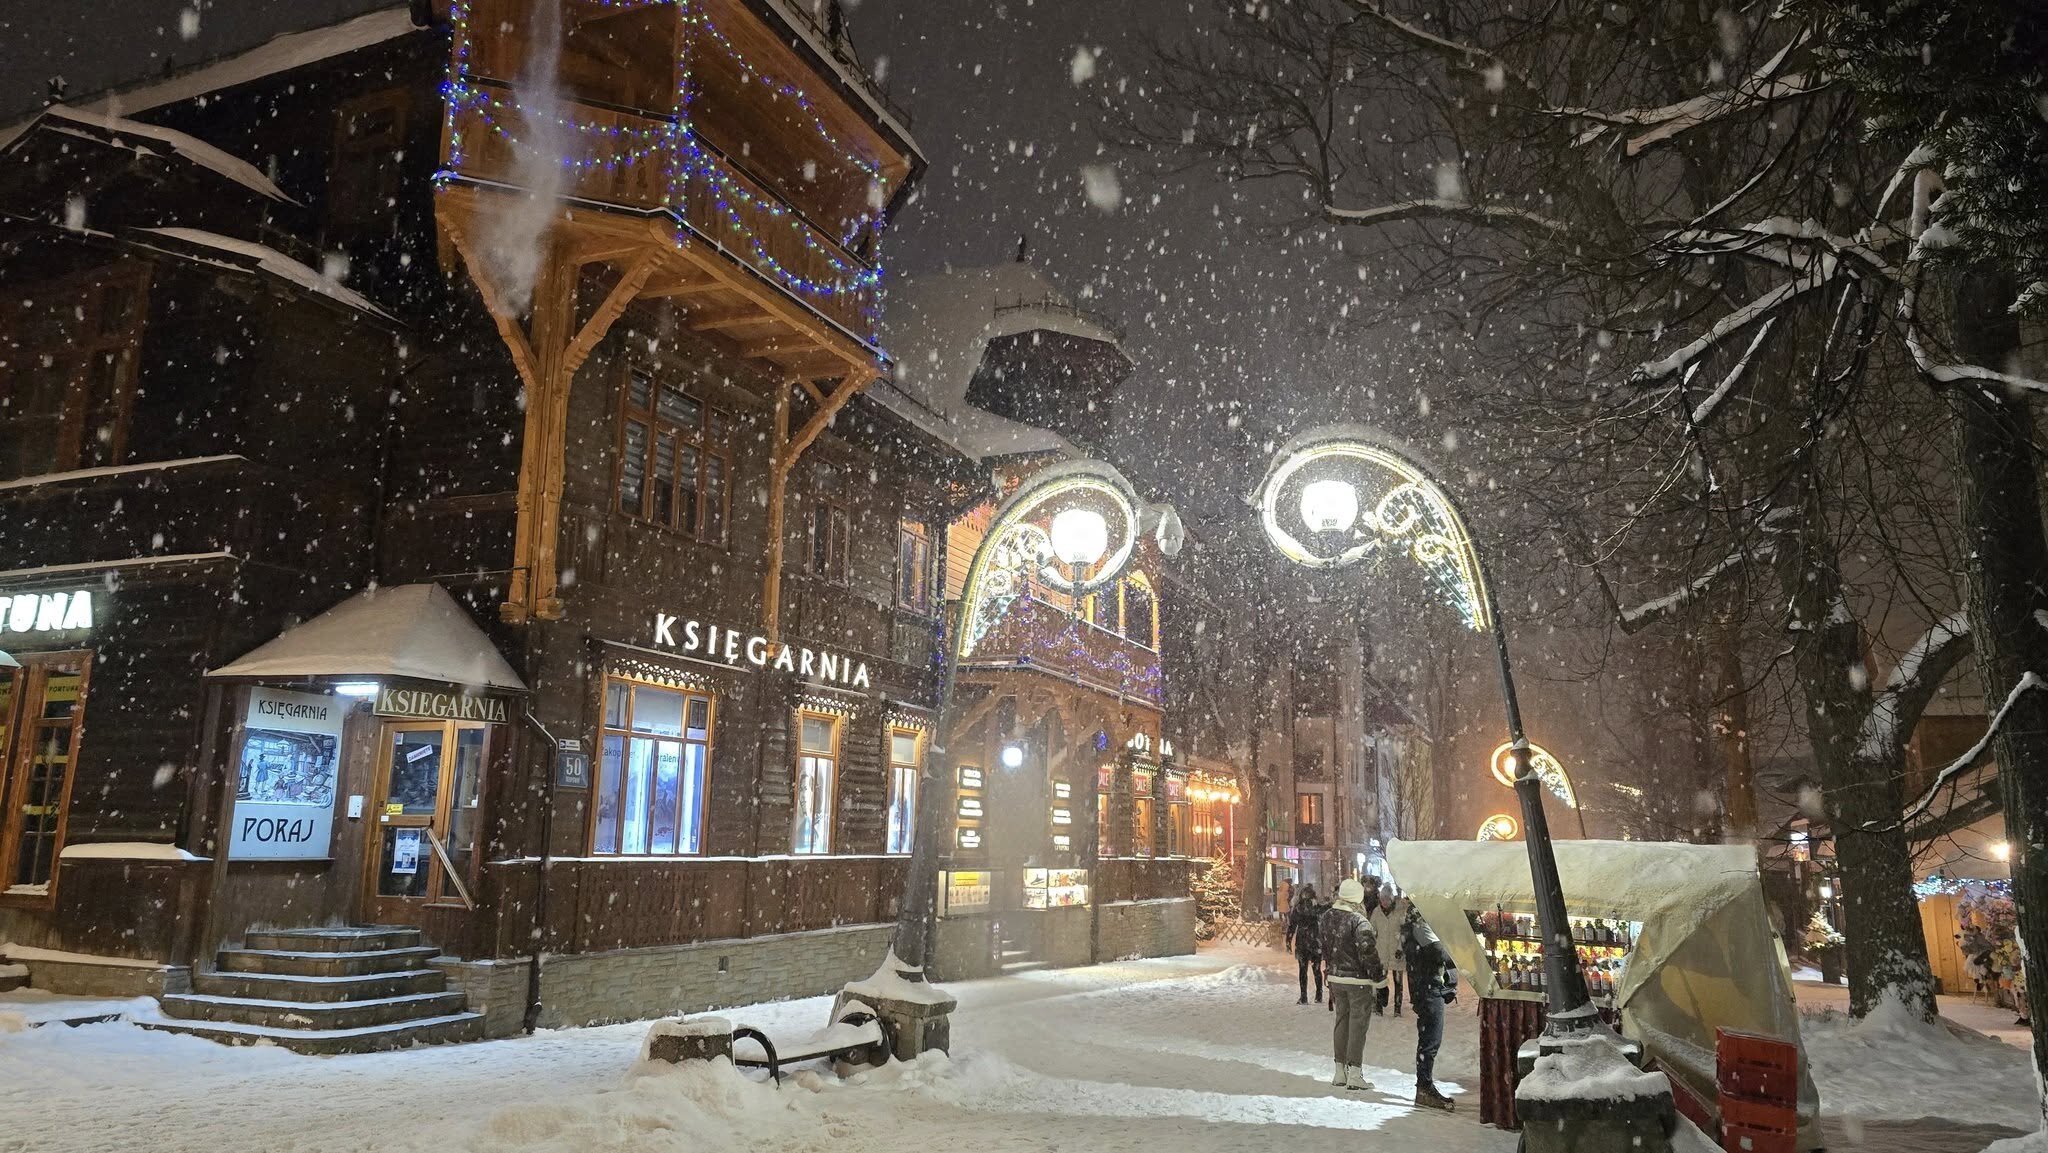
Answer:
1401 902 1461 1111
1318 876 1388 1089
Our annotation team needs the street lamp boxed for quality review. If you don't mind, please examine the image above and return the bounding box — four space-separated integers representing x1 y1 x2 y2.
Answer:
1254 425 1598 1038
889 460 1172 986
1489 741 1590 839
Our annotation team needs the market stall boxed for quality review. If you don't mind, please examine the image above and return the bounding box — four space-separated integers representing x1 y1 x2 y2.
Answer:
1387 839 1819 1149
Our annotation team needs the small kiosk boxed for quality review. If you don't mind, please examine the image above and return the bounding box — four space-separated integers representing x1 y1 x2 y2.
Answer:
1388 839 1819 1150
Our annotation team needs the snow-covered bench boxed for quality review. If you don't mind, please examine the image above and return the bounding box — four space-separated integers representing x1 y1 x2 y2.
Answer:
730 1000 892 1084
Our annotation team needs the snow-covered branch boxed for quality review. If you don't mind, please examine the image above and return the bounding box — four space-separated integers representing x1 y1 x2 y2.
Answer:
1334 0 1539 97
1855 611 1973 763
1323 198 1574 237
1631 272 1830 383
1891 671 2047 830
1895 167 2048 398
1567 70 1828 157
1612 542 1766 634
1689 319 1776 427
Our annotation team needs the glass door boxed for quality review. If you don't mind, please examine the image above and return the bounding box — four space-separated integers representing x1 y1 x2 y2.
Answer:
361 719 487 924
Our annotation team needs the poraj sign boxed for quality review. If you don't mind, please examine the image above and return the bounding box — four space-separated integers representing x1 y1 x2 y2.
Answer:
374 685 511 724
230 687 345 860
650 614 874 692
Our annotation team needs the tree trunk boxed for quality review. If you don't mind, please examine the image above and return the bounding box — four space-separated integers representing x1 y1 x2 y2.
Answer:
1243 625 1269 919
1715 624 1760 840
1782 495 1939 1019
1948 264 2048 1114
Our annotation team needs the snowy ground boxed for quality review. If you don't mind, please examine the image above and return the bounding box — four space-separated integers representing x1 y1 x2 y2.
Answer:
0 946 1510 1153
1 949 2038 1153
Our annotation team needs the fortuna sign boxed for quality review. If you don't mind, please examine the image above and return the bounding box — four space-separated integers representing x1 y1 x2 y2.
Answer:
3 590 93 634
651 614 873 691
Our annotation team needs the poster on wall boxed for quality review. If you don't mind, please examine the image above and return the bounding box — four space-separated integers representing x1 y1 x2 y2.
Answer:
230 687 345 859
391 828 422 875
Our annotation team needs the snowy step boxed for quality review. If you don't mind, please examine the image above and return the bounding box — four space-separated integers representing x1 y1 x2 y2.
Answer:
191 968 447 1002
1001 960 1050 974
140 1011 485 1055
217 946 441 977
243 927 422 954
159 990 467 1031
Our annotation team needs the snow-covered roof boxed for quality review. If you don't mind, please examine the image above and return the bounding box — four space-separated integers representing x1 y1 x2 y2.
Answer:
34 106 293 203
880 262 1127 461
207 583 526 692
0 8 420 150
133 227 392 322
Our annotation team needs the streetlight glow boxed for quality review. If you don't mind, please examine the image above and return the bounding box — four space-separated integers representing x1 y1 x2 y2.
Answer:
1000 743 1026 769
1300 478 1360 533
1049 507 1110 566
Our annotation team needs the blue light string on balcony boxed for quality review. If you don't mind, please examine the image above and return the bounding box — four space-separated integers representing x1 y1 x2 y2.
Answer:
442 0 886 305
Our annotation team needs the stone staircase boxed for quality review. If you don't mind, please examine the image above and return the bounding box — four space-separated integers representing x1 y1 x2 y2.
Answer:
147 927 485 1054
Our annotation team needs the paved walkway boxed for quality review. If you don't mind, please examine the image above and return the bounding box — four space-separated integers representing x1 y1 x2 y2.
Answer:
1822 1117 2024 1151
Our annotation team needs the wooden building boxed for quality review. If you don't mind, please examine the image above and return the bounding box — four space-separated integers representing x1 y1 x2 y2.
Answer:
880 262 1247 974
0 1 998 1048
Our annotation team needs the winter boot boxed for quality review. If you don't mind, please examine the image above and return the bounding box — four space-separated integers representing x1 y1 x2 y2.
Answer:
1329 1062 1347 1086
1344 1065 1370 1091
1298 995 1308 1005
1414 1084 1455 1112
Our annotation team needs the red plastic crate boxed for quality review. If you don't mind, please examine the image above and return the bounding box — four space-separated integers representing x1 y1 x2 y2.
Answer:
1721 1123 1797 1153
1718 1063 1799 1103
1720 1093 1798 1134
1717 1028 1798 1074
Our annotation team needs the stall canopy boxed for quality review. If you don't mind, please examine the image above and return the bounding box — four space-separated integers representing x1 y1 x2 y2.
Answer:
1387 838 1819 1149
207 583 526 692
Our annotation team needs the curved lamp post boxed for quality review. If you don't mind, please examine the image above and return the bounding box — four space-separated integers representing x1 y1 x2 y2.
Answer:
1253 425 1598 1037
891 460 1175 980
1489 740 1590 840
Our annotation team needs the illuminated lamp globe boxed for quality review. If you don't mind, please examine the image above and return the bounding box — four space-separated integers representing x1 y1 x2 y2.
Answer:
1000 743 1026 769
1300 478 1360 534
1049 507 1110 566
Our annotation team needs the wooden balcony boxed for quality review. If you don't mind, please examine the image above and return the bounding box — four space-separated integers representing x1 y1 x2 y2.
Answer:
437 0 917 368
963 595 1164 705
441 84 878 345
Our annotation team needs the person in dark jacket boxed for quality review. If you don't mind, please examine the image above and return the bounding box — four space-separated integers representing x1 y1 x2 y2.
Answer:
1284 884 1325 1004
1320 877 1387 1090
1401 902 1460 1111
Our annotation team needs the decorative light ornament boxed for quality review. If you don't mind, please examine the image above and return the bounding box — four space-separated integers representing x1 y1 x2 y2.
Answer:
1489 741 1579 809
1049 508 1110 567
1992 840 2013 862
1001 743 1026 769
1300 479 1360 534
1478 813 1521 842
958 462 1147 659
1252 425 1491 631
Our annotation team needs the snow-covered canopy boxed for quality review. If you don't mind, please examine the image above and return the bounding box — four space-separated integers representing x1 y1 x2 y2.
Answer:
34 106 291 203
207 584 526 693
880 261 1120 461
133 227 391 321
1389 838 1819 1149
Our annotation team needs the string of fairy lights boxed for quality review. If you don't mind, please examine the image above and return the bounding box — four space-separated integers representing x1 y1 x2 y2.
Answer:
439 0 888 308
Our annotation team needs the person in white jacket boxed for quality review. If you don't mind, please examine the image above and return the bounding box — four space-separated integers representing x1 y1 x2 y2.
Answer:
1368 885 1406 1016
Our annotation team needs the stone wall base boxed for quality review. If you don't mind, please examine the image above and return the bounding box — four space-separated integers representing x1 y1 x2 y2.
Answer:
2 955 190 997
432 956 533 1039
1098 898 1197 961
532 923 896 1030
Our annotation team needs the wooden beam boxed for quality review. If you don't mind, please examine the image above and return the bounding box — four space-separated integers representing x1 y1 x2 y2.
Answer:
691 309 784 333
762 382 794 641
443 223 540 398
799 378 828 404
646 218 873 377
562 251 658 377
641 277 722 299
784 370 875 463
741 334 826 360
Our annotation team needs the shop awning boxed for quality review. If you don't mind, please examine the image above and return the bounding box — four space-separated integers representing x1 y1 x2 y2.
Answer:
207 583 525 692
